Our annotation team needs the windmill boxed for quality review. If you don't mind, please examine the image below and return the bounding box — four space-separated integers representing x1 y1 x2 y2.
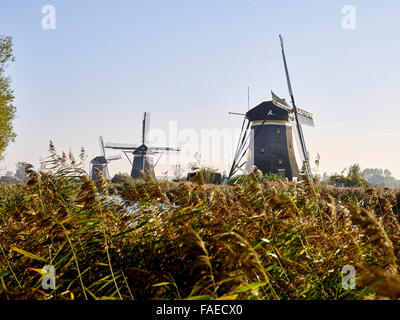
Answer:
90 136 122 181
228 35 315 180
104 112 181 179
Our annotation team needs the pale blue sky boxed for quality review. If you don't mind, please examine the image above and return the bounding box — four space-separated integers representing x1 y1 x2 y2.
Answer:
1 0 399 177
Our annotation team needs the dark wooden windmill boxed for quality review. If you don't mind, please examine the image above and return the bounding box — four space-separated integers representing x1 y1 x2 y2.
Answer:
90 136 121 181
104 112 181 179
228 35 315 180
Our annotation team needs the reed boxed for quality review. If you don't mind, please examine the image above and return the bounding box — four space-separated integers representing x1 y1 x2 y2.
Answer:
1 145 400 300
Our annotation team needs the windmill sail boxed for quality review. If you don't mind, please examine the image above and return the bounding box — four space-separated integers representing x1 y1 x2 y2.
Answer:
244 128 254 173
228 117 251 178
272 91 314 127
150 147 181 152
297 108 314 127
142 112 151 145
106 154 122 161
292 121 305 165
99 136 106 157
279 34 312 175
104 142 137 150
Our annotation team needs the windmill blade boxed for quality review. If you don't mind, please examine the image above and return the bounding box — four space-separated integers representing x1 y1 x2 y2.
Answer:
228 112 246 116
229 117 268 178
292 121 305 166
272 91 314 126
106 154 122 161
142 112 151 145
293 116 312 174
279 34 312 175
150 147 181 152
104 142 137 150
99 136 106 157
297 113 314 127
228 117 251 178
244 128 254 173
105 165 110 180
297 108 315 127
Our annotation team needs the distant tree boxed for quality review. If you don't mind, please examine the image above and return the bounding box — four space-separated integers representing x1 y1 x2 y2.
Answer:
364 168 383 179
321 172 329 183
327 174 346 187
328 163 368 187
0 35 16 159
0 174 18 184
5 170 13 177
14 162 29 182
348 164 364 181
363 168 400 189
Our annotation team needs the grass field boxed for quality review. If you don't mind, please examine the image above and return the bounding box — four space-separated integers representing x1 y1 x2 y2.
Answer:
1 147 400 300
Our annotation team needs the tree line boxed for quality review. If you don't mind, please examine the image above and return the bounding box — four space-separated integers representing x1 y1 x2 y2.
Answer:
321 164 400 189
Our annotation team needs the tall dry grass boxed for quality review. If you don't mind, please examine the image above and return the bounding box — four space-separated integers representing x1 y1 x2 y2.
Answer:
1 146 400 300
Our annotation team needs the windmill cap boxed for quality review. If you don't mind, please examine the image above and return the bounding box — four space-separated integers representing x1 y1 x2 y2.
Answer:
246 101 290 122
90 156 107 164
133 144 154 155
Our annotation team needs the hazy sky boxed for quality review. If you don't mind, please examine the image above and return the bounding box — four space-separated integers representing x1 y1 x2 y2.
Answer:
1 0 399 178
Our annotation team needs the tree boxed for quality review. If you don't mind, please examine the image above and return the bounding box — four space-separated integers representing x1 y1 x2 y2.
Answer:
363 168 400 189
0 35 16 159
14 162 29 182
348 163 363 180
328 163 368 187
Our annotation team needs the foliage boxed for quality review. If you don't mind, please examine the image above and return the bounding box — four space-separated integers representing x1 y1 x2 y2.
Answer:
0 35 16 159
186 153 222 184
1 151 400 300
229 169 286 185
111 172 133 185
328 164 368 187
199 167 221 184
363 168 400 189
14 162 29 183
